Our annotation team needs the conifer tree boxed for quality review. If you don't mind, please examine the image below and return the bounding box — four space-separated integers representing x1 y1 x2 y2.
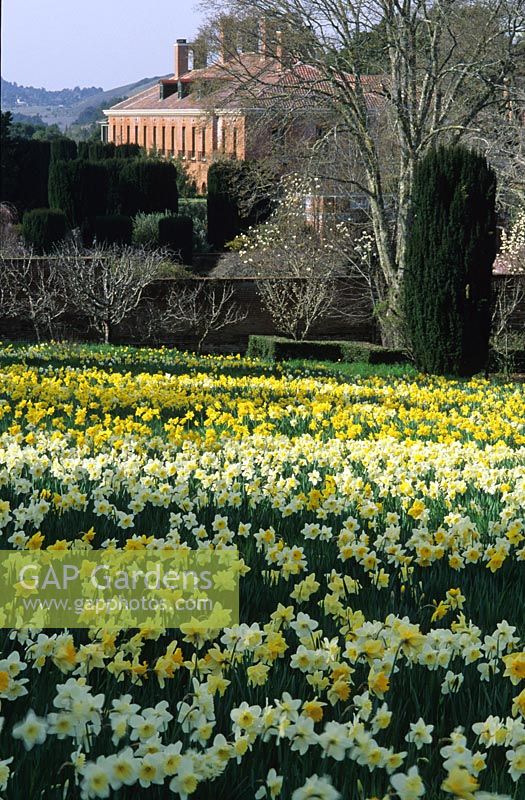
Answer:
404 146 497 375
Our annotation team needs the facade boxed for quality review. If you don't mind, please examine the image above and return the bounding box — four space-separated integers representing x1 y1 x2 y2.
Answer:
103 39 279 194
103 35 385 194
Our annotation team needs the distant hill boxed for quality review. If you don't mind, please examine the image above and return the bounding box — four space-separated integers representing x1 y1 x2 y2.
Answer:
70 75 169 121
0 75 169 130
1 78 103 107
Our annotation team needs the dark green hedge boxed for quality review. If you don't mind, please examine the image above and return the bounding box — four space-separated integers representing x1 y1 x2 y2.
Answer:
92 215 133 245
1 139 50 213
158 215 193 264
48 159 109 227
207 160 272 249
119 160 179 216
86 142 116 160
50 138 77 162
247 336 406 363
22 208 67 253
114 144 142 159
404 145 496 376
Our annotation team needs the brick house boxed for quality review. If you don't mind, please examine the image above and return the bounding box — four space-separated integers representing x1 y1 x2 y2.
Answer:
102 37 286 194
103 32 386 195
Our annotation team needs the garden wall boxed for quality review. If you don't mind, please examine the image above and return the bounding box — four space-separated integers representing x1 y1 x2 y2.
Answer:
0 259 523 353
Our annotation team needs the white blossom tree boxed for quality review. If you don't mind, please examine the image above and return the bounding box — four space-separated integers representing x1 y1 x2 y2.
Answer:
492 208 525 369
200 0 525 344
235 174 379 339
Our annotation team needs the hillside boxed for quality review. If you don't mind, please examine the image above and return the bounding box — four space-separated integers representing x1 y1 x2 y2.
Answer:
0 78 102 107
0 75 169 130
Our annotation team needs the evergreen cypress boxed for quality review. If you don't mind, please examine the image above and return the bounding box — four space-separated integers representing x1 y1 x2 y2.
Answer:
48 160 109 228
119 160 178 216
207 161 243 249
22 208 67 253
50 138 77 162
403 145 497 376
92 215 133 245
88 142 116 160
207 160 273 249
2 140 50 213
158 215 193 264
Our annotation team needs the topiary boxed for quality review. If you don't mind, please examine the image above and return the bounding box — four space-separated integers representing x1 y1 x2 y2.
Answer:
22 208 67 253
50 138 77 162
403 145 497 376
92 215 133 245
48 159 109 228
158 215 193 264
119 159 179 216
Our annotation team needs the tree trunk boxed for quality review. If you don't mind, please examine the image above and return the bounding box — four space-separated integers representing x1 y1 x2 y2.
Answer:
102 320 111 344
378 281 406 349
368 190 406 349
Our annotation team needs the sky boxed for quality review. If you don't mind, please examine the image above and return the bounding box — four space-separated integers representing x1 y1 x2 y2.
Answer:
1 0 206 90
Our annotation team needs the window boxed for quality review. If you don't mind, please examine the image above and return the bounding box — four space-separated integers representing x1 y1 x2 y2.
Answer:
153 126 157 150
120 125 123 144
112 124 116 142
201 128 206 155
143 126 148 148
135 125 139 143
161 126 166 153
182 126 186 152
221 125 226 152
171 126 175 153
126 125 130 144
233 127 238 155
191 126 196 157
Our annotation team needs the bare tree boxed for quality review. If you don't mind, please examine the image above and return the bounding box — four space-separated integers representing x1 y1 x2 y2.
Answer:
464 71 525 213
233 173 376 339
0 203 24 257
491 207 525 368
256 275 337 340
163 281 247 351
491 277 525 370
0 251 67 341
200 0 525 344
59 243 170 344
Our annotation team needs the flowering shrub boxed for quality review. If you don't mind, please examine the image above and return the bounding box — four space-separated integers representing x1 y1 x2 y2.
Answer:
0 344 523 799
498 208 525 275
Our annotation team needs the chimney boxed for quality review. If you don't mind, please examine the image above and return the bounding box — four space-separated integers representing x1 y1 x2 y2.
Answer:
218 27 226 62
259 18 267 58
174 39 190 80
276 30 283 64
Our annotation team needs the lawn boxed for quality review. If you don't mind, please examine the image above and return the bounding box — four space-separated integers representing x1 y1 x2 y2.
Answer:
0 343 523 799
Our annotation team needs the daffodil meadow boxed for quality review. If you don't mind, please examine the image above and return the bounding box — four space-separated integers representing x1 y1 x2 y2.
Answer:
0 342 524 800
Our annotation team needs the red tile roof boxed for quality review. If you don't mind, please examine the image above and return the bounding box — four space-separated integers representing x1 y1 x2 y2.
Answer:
106 54 387 114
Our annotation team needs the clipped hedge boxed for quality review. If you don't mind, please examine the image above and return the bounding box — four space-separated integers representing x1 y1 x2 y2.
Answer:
404 145 496 376
247 336 406 363
86 142 116 160
48 159 109 227
2 139 51 213
22 208 67 253
158 215 193 264
120 160 178 216
93 215 133 245
50 138 77 162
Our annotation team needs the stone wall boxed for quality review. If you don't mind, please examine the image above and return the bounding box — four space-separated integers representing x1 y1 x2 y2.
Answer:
0 260 523 353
